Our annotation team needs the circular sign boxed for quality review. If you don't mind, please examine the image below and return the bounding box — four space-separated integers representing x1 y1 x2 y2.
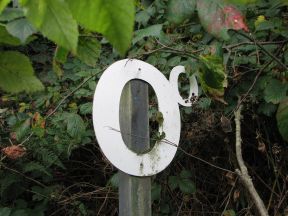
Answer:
93 59 197 176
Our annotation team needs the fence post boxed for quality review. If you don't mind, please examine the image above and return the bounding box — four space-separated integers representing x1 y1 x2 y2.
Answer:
119 80 151 216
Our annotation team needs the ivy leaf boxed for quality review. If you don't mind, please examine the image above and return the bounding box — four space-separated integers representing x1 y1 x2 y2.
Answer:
0 0 10 14
66 113 86 138
166 0 196 25
22 0 78 53
264 79 288 104
6 18 36 43
0 51 44 93
198 55 227 102
197 0 248 40
67 0 134 56
77 36 101 67
276 97 288 142
0 25 21 46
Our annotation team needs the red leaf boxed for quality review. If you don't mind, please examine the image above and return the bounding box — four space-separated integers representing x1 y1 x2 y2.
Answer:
1 145 26 159
223 6 249 32
197 0 249 40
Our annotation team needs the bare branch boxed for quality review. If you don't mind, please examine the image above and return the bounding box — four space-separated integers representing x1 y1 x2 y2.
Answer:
234 106 269 216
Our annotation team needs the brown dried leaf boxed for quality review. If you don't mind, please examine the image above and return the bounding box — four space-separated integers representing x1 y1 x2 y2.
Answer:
221 115 232 133
1 145 26 159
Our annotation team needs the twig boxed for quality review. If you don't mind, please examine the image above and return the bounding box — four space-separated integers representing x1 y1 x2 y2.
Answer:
45 69 104 119
235 31 288 70
154 39 201 60
233 40 287 114
97 188 110 216
234 106 269 216
220 180 238 216
1 164 47 188
176 200 184 216
19 67 106 146
107 127 235 174
224 40 288 49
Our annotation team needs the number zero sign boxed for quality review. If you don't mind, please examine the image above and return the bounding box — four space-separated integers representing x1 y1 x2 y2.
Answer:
93 59 198 176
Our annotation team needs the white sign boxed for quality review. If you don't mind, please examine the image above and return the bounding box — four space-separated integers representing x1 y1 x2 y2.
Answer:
93 59 198 176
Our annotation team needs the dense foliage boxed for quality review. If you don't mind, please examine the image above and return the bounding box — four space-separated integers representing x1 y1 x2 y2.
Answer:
0 0 288 215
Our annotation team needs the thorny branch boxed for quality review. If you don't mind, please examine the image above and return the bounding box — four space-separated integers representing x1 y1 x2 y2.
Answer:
235 31 288 70
233 40 287 114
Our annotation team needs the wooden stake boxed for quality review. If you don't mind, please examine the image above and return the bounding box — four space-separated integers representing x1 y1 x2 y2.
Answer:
119 80 151 216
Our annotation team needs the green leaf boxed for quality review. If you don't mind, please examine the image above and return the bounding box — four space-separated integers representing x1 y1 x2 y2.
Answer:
6 18 36 43
0 51 44 93
151 183 161 201
79 102 93 115
179 178 196 194
168 176 179 190
223 209 236 216
264 79 288 104
0 25 21 46
132 24 162 44
67 0 135 55
276 97 288 142
166 0 196 25
54 46 69 64
0 8 24 21
107 173 119 188
197 97 212 109
257 102 277 116
0 173 22 195
23 0 78 52
224 0 258 4
198 55 227 99
0 0 10 14
11 209 29 216
53 46 69 76
19 0 46 28
180 170 192 178
255 20 275 31
15 118 30 141
196 0 248 40
0 207 12 216
77 36 101 67
66 113 86 138
23 162 52 176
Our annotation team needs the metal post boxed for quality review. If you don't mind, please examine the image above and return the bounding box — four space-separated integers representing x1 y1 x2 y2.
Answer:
119 80 151 216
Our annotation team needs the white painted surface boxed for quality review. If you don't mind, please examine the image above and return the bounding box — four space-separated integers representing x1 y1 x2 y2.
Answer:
169 66 198 107
93 59 198 176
